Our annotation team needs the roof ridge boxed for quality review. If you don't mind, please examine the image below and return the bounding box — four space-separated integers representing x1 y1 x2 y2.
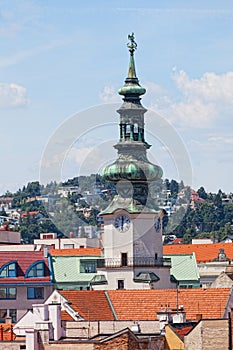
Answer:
104 291 118 320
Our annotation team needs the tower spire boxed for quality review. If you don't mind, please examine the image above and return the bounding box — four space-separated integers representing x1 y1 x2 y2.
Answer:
127 33 137 79
101 33 163 214
118 33 146 98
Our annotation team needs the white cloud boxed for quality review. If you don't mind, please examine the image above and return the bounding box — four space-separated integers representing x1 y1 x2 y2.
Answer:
99 86 119 103
145 69 233 129
0 83 29 108
170 69 233 128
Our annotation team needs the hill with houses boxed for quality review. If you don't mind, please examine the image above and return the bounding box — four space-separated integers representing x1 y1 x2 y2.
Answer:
0 175 232 244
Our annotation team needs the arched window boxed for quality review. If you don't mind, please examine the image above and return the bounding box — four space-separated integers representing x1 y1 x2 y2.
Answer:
0 261 17 278
134 123 139 133
26 261 44 278
126 124 131 134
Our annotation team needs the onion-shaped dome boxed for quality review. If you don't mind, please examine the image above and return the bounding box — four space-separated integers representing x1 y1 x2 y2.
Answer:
102 159 163 183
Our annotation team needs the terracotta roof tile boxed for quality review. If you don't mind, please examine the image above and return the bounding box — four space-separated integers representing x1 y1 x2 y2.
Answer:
107 288 232 321
61 310 73 321
170 324 195 340
0 324 15 341
0 251 51 283
50 248 102 257
163 242 233 263
20 211 40 218
60 290 114 321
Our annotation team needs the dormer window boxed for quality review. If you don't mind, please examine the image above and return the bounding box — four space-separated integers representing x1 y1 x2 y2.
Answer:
0 261 17 278
26 261 44 278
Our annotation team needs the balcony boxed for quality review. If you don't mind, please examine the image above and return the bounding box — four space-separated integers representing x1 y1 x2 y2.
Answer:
97 256 171 269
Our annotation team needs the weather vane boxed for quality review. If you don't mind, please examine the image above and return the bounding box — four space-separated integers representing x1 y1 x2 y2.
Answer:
127 32 137 53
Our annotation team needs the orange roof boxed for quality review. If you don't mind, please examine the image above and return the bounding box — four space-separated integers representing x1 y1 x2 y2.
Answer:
60 290 115 321
50 248 102 257
20 211 40 218
107 288 232 321
59 288 232 322
61 310 73 321
0 324 15 341
163 242 233 263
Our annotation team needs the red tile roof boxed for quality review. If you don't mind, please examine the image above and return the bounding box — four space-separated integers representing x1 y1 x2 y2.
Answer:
170 324 195 340
163 242 233 263
0 251 51 283
50 248 102 257
107 288 232 321
0 324 15 341
20 211 40 218
59 288 232 322
60 290 115 321
172 238 182 245
61 310 73 321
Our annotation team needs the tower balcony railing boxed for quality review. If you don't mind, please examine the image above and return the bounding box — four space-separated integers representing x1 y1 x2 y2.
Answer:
97 256 171 269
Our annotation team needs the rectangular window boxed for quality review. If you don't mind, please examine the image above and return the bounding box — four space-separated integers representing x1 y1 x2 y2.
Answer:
117 279 124 290
80 260 96 273
9 309 17 323
63 244 74 249
0 309 17 323
27 287 44 299
121 253 128 267
8 263 17 277
0 288 16 299
0 310 7 323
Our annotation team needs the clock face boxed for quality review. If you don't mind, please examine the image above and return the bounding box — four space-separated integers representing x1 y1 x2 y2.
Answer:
114 214 131 233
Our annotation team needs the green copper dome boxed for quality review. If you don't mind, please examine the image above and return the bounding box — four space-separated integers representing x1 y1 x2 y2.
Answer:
118 83 146 97
102 158 163 183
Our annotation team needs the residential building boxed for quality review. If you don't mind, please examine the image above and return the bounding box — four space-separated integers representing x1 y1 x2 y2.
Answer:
20 211 44 220
57 186 79 197
11 287 233 349
184 318 230 350
0 250 53 322
34 232 100 250
49 248 103 290
0 197 13 211
0 227 21 245
211 265 233 288
164 242 233 287
165 322 196 350
45 288 233 322
164 253 200 288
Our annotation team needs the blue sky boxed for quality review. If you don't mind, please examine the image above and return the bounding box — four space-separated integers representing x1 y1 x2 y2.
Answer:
0 0 233 194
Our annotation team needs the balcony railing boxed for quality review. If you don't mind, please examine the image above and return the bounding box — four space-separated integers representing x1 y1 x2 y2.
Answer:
97 256 171 269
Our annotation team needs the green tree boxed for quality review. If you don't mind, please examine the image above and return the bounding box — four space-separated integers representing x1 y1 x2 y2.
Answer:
197 186 207 200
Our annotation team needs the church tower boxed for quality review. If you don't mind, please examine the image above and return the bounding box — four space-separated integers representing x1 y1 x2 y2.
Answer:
93 34 173 290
